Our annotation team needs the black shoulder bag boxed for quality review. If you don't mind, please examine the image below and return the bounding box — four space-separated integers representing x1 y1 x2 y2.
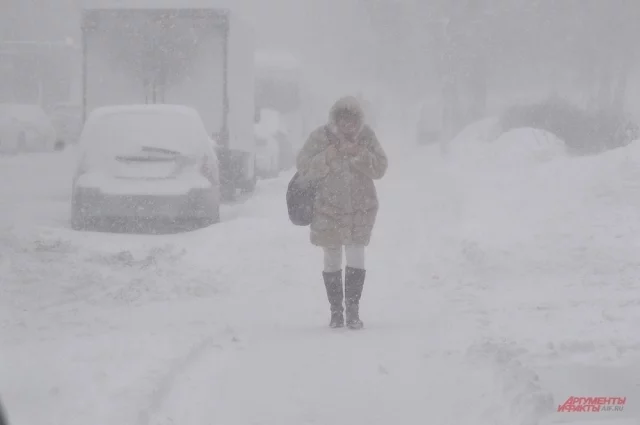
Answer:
286 171 317 226
286 127 336 226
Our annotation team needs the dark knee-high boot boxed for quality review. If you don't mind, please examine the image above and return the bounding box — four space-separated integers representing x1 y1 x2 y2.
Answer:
322 270 344 328
345 266 365 329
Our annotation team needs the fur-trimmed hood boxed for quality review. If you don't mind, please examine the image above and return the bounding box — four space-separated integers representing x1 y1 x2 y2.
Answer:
328 96 365 135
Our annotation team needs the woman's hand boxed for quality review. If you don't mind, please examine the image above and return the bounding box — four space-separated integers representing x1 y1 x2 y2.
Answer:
326 145 339 163
340 143 364 156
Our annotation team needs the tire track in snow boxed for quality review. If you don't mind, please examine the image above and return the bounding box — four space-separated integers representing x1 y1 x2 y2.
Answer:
138 323 557 425
137 335 224 425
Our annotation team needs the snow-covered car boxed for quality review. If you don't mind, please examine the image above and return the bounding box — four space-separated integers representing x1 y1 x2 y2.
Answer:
71 105 221 231
254 133 280 178
0 104 60 153
50 102 82 146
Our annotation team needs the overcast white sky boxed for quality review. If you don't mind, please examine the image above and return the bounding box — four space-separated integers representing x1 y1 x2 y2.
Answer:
2 0 387 95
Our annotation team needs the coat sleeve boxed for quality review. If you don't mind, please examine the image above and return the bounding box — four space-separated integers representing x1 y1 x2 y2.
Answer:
296 129 330 180
349 130 388 180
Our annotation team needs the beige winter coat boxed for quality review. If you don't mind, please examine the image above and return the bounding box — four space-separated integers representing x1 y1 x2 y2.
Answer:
296 97 388 247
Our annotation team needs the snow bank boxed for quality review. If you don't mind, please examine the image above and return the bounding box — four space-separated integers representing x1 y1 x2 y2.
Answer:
441 128 640 356
450 122 566 167
490 128 567 164
429 134 640 424
451 116 502 145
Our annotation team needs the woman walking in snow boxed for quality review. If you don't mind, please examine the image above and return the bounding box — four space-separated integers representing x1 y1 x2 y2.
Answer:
296 96 388 329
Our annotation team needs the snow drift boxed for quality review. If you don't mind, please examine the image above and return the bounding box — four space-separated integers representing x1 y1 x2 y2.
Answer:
449 121 566 167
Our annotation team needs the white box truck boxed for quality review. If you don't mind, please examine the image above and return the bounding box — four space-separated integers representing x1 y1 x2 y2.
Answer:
80 0 257 199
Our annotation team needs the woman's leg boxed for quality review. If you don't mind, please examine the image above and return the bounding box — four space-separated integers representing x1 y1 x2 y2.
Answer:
344 244 366 329
323 245 343 273
322 245 344 328
345 244 365 269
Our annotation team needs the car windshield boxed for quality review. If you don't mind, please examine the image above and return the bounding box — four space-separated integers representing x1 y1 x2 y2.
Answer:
81 110 205 166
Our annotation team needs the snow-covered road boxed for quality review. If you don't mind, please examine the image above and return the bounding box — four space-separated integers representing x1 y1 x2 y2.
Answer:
2 128 640 425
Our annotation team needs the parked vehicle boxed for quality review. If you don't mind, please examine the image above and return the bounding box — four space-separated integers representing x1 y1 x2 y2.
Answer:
50 102 82 146
254 133 280 178
71 105 220 231
0 103 60 153
81 0 257 201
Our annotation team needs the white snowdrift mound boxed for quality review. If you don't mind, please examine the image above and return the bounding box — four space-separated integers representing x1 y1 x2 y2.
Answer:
450 123 566 166
452 116 503 145
2 123 640 425
446 122 640 276
492 127 567 164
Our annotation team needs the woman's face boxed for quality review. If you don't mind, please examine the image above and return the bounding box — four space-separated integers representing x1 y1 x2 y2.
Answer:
336 111 360 136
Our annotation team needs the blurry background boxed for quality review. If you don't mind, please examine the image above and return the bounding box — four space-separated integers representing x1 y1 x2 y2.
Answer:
2 0 640 142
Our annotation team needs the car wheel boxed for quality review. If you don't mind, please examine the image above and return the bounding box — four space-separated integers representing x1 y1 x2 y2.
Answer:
192 206 220 228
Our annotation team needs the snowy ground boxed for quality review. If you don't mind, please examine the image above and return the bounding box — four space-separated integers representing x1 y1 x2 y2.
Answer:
2 126 640 425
